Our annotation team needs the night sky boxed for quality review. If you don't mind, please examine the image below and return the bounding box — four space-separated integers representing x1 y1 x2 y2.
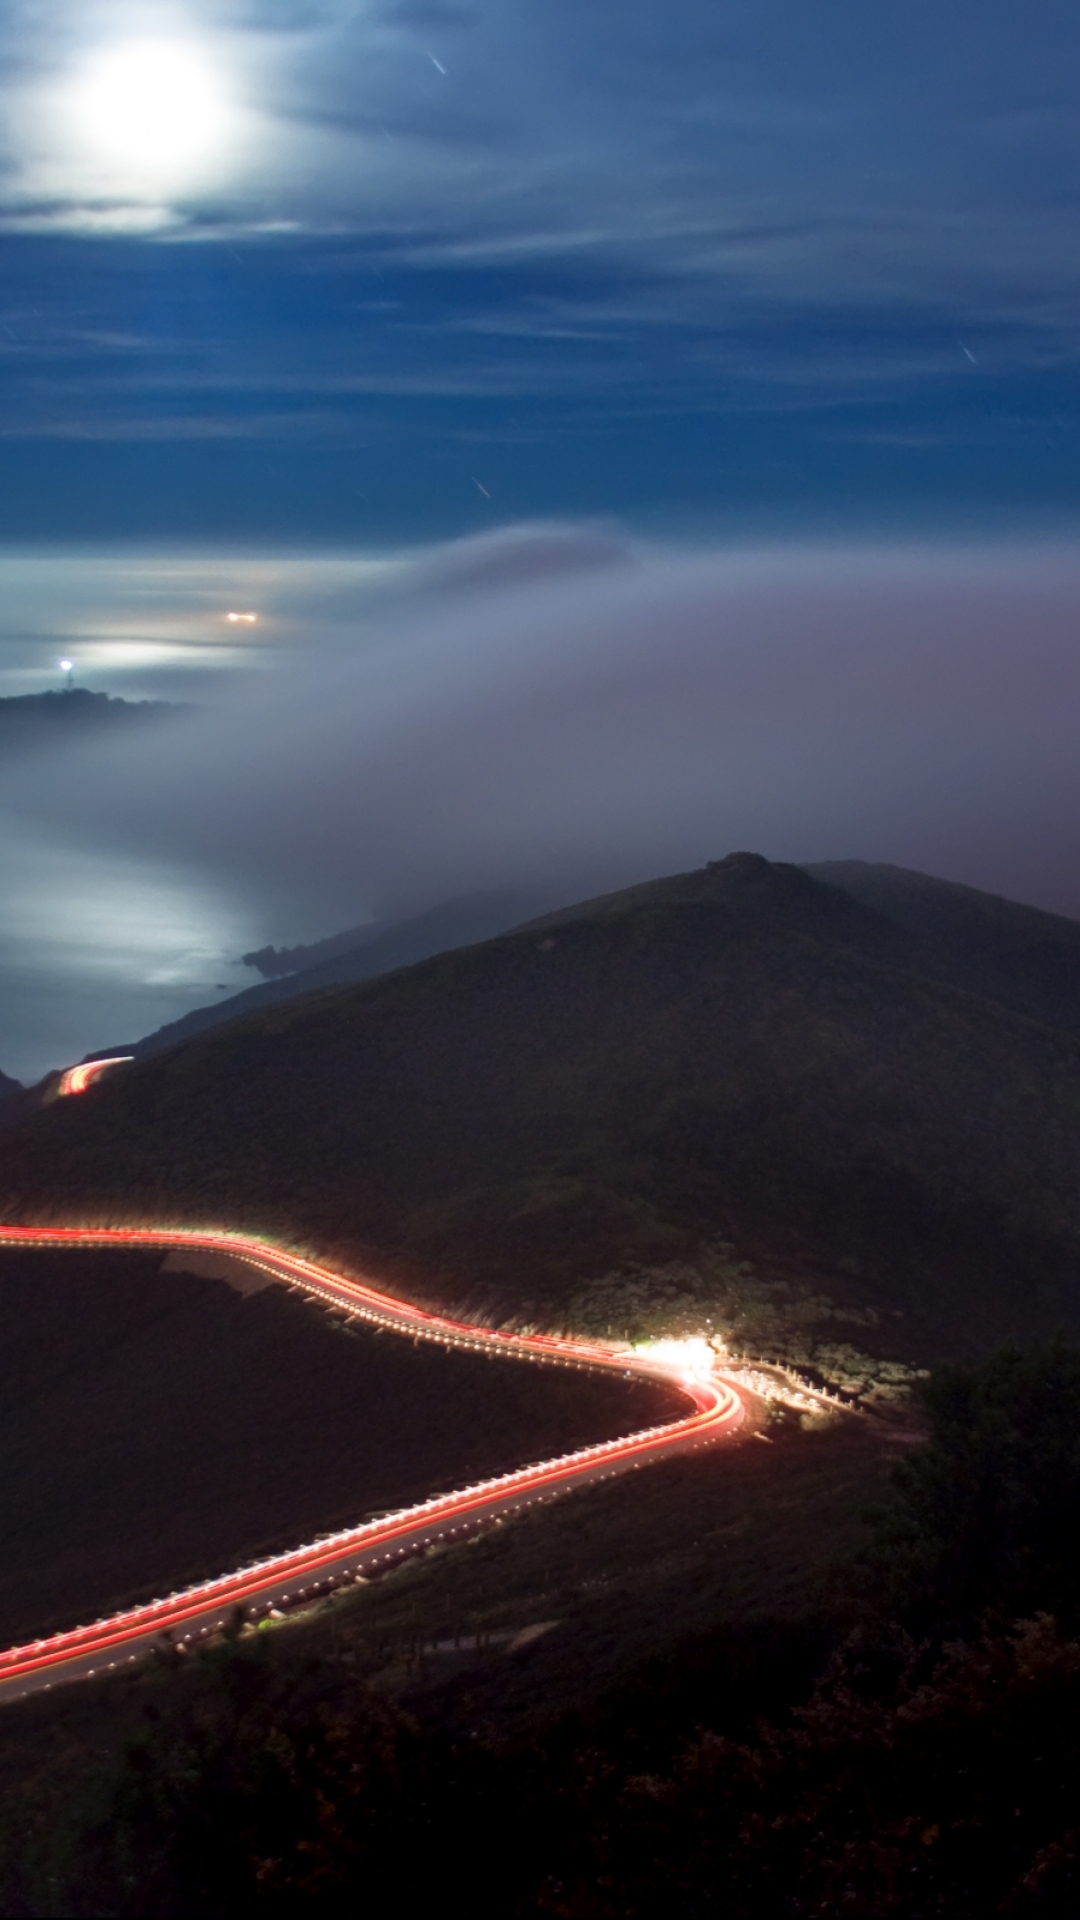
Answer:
2 2 1080 1079
0 1 1078 541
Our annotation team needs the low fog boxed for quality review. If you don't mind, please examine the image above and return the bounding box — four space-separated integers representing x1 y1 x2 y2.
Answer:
7 523 1080 938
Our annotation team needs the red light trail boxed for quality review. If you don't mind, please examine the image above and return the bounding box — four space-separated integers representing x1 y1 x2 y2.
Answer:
0 1225 746 1700
56 1057 134 1097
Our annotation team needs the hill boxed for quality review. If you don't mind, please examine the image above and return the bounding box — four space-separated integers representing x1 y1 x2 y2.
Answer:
6 852 1080 1368
93 854 1080 1068
0 687 184 756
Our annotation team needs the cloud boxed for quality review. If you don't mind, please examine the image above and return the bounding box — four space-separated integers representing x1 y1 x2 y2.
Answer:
406 519 633 594
7 524 1080 933
1 0 1078 339
0 8 1079 538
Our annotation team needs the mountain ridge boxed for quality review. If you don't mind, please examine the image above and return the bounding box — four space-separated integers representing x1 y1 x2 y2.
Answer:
109 852 1080 1067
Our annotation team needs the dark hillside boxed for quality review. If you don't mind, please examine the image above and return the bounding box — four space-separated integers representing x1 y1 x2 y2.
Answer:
6 853 1080 1361
809 859 1080 1037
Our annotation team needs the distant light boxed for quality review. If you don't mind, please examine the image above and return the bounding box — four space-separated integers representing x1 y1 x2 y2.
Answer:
225 612 258 624
58 659 73 672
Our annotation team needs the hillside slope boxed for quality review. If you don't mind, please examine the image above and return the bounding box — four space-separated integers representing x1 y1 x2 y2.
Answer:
6 853 1080 1363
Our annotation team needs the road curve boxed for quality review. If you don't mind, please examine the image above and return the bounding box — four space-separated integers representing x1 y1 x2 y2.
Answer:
0 1224 746 1700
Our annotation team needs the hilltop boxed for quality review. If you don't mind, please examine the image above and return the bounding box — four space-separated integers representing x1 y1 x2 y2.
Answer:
6 852 1080 1369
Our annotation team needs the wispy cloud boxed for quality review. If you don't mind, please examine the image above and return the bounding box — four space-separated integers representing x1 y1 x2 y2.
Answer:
0 1 1077 325
0 5 1076 533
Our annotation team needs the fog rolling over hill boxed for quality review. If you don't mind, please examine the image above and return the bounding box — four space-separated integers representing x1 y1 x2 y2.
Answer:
7 852 1080 1367
94 855 1080 1070
106 889 550 1061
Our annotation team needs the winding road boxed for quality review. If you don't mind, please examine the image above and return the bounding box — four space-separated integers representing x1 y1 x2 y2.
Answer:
0 1224 747 1701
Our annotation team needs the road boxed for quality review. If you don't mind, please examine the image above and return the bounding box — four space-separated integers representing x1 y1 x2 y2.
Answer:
0 1224 746 1700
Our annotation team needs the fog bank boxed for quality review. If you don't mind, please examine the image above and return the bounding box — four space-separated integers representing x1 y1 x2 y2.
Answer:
6 524 1080 932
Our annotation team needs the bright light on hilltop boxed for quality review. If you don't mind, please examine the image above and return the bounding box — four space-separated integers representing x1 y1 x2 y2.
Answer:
633 1336 717 1383
68 40 234 187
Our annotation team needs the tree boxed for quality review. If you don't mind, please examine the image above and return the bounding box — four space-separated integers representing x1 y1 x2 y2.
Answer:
867 1341 1080 1635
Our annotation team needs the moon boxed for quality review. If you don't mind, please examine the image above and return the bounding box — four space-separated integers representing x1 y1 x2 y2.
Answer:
69 40 233 186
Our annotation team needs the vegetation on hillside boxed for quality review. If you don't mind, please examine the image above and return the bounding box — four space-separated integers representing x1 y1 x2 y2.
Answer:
565 1242 927 1405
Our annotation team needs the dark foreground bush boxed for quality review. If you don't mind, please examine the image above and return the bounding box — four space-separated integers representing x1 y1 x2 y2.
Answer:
0 1615 1076 1918
545 1614 1080 1919
863 1340 1080 1637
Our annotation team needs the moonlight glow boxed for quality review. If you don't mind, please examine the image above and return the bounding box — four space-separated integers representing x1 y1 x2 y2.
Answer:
68 40 233 186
